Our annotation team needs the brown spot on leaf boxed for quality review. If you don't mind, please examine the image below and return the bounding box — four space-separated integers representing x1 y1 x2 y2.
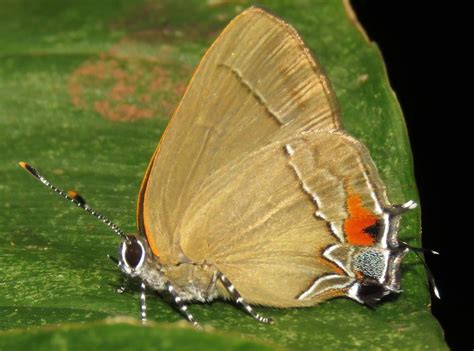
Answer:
67 0 244 122
109 0 238 44
68 49 192 122
51 168 64 175
357 74 369 84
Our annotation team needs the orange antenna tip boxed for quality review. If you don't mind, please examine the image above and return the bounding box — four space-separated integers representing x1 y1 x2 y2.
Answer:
18 161 38 178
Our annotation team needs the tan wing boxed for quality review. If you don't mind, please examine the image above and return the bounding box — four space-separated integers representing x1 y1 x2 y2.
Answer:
178 131 391 306
138 7 341 263
285 131 390 244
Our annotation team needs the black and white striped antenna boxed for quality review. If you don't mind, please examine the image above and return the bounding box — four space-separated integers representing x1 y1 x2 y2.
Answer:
19 161 129 242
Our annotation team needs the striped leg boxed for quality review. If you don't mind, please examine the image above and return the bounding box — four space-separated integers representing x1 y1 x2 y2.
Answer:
140 282 147 323
106 255 129 294
216 272 273 324
116 275 129 294
166 282 202 329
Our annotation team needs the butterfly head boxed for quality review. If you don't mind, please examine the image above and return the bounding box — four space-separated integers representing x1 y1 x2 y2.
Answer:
118 235 147 277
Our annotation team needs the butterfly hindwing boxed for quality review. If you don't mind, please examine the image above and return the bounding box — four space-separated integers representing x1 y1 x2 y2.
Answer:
177 131 391 306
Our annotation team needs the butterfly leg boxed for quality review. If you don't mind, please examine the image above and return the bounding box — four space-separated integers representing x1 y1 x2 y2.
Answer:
139 281 147 323
116 275 129 294
166 282 202 329
107 254 129 293
216 271 273 324
107 255 128 294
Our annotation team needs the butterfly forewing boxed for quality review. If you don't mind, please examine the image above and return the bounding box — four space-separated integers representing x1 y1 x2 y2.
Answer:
138 7 342 263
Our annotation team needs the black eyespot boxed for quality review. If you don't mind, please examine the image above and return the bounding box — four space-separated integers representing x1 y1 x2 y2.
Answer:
363 220 381 237
124 237 143 268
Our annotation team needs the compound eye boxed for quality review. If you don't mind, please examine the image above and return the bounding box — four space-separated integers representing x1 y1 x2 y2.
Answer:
124 238 144 268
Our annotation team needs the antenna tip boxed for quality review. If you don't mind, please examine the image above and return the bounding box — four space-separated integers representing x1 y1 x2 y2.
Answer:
18 161 39 178
433 286 441 299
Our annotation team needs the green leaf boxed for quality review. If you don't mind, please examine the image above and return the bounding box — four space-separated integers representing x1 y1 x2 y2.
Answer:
0 0 446 349
0 318 279 351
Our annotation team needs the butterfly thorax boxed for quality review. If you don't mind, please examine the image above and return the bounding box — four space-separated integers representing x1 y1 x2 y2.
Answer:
118 235 218 302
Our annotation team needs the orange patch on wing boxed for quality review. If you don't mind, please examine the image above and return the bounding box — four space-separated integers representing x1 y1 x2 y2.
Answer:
344 193 378 246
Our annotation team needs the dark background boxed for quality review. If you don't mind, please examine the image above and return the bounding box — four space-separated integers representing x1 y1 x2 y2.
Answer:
351 1 470 350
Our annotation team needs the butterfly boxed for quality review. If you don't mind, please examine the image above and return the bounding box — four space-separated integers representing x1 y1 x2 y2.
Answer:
20 7 434 328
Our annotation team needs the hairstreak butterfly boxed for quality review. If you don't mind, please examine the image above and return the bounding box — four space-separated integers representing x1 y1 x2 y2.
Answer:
19 7 438 328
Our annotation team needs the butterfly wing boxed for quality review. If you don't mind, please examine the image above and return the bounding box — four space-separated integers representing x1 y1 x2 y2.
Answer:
286 131 390 245
178 131 391 306
137 7 341 263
